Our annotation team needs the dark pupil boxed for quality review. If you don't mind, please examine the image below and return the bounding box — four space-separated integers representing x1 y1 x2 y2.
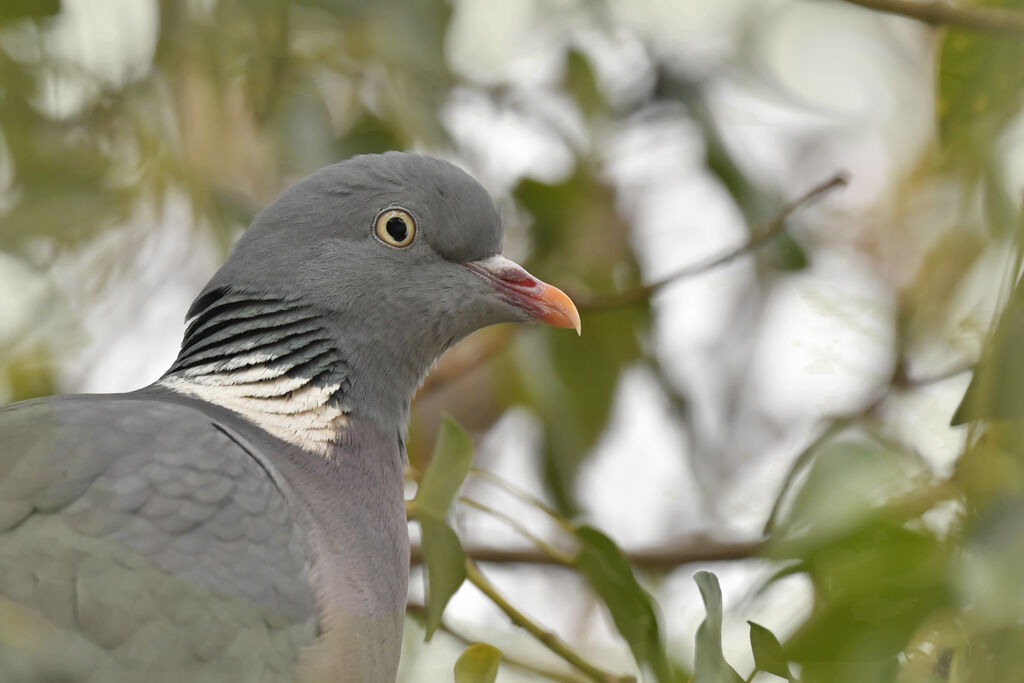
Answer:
385 216 408 243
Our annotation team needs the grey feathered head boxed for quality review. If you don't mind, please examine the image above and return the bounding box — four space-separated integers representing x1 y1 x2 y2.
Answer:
173 153 579 435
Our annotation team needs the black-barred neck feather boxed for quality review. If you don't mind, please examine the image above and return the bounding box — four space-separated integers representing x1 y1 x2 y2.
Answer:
161 289 352 456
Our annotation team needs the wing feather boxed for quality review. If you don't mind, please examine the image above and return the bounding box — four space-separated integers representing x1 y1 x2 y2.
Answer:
0 395 318 682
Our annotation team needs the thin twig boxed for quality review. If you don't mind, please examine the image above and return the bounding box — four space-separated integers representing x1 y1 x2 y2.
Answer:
579 172 849 310
889 479 961 518
762 354 972 535
406 602 588 682
892 360 975 389
411 537 764 569
837 0 1024 37
459 496 578 565
762 418 858 535
470 467 575 533
464 559 637 683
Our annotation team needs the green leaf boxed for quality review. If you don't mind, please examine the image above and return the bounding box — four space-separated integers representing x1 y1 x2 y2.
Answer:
748 621 795 682
512 168 649 513
954 263 1024 423
336 112 404 159
454 642 502 683
959 496 1024 629
781 522 949 683
693 571 743 683
528 307 646 514
769 232 809 271
0 0 60 23
3 344 58 403
982 164 1016 236
574 525 674 682
418 515 466 641
411 416 474 640
937 1 1024 170
901 226 985 345
770 443 951 683
414 415 474 518
770 440 924 555
564 48 605 118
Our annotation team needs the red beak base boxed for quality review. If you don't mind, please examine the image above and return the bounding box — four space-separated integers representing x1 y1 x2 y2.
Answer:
464 256 581 335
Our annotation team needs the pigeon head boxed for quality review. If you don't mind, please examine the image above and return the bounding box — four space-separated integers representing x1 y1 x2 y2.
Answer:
209 152 578 335
168 152 579 442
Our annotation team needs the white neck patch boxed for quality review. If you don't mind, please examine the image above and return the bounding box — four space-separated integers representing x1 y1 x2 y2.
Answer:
160 352 348 456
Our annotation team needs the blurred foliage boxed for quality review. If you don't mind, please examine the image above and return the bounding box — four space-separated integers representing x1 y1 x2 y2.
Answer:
574 525 678 681
937 0 1024 173
0 1 61 24
409 415 472 640
748 621 795 683
1 345 57 404
5 0 1024 681
508 168 649 513
955 274 1024 422
693 571 743 683
769 441 951 683
454 643 502 683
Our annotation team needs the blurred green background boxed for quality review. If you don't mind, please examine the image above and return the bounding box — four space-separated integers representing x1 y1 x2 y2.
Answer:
2 0 1024 681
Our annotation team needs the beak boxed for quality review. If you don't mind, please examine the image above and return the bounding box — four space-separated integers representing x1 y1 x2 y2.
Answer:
464 255 581 335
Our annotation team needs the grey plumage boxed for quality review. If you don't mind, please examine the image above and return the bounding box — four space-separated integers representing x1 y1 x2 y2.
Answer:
0 395 318 682
0 152 580 681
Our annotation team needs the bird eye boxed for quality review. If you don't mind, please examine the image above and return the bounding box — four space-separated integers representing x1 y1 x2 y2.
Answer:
374 208 416 247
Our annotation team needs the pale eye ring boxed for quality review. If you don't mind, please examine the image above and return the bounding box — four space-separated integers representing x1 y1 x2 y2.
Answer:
374 208 416 247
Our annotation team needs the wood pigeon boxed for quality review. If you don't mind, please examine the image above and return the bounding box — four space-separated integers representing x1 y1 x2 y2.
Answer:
0 152 580 682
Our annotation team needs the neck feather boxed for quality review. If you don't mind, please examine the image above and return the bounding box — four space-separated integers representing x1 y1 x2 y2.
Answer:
160 290 351 456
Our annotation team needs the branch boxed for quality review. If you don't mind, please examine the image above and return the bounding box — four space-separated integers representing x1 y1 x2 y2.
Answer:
762 355 972 535
470 467 575 532
464 559 637 683
460 495 578 565
892 360 974 389
412 537 765 569
763 418 857 535
837 0 1024 37
890 479 960 518
579 172 849 311
406 602 588 682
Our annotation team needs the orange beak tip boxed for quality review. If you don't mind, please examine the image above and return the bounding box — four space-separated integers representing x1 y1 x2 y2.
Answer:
464 255 582 336
539 283 582 335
